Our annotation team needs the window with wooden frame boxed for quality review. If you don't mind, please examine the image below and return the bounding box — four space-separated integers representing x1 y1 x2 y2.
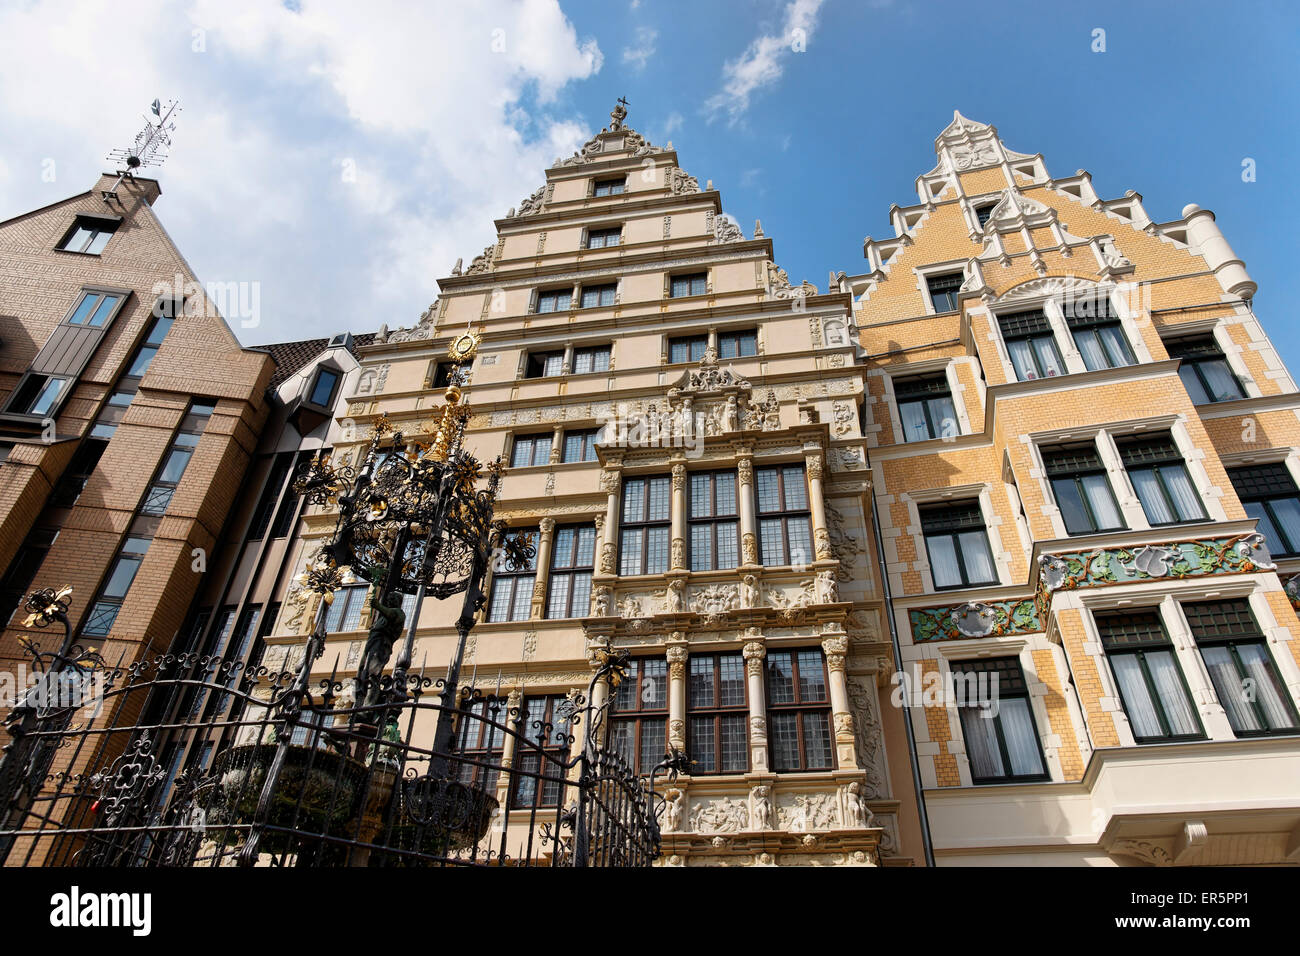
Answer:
765 649 833 772
571 345 611 374
1115 432 1206 526
586 226 621 249
668 334 708 364
755 465 813 567
579 283 616 309
561 428 600 463
1041 442 1125 535
670 273 708 298
511 695 575 808
1228 463 1300 557
1183 599 1300 737
926 272 963 313
139 401 215 516
949 657 1048 783
487 528 538 622
455 696 506 791
717 328 757 359
1094 609 1203 743
998 309 1064 381
1166 335 1245 404
619 476 671 575
688 470 739 571
919 501 998 589
688 652 748 774
546 524 595 619
510 432 553 468
525 350 565 378
535 288 573 314
57 216 119 255
610 658 668 775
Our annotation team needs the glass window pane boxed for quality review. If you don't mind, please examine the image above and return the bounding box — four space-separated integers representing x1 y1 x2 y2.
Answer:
958 530 997 584
28 378 66 416
797 652 827 701
1162 465 1205 521
1178 365 1210 403
647 478 670 521
766 652 794 704
87 295 120 327
998 699 1045 776
128 346 159 377
1074 329 1108 371
689 658 714 707
786 518 812 567
1267 498 1300 554
1032 336 1064 377
645 527 669 573
1146 650 1200 736
1199 360 1243 402
927 534 963 588
144 317 173 346
86 230 112 254
158 447 192 484
719 656 745 706
759 519 784 565
690 524 712 571
690 716 716 772
715 522 738 569
1099 325 1134 367
1006 339 1036 381
67 295 100 325
900 401 931 442
1236 643 1299 731
1111 654 1166 739
619 529 643 575
782 469 808 510
960 708 1004 779
1052 478 1091 533
1201 646 1261 734
102 555 142 599
770 713 799 771
929 397 959 438
1081 474 1124 529
1130 468 1175 524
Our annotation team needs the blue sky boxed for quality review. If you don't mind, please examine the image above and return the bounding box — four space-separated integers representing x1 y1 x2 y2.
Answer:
1 0 1296 365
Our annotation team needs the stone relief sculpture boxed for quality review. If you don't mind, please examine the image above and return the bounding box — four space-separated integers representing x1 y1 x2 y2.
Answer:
843 782 873 828
815 569 840 604
713 215 744 243
750 786 772 831
516 184 546 216
664 578 685 613
691 797 750 834
664 789 685 832
465 244 495 275
691 583 738 615
740 574 760 609
669 166 700 194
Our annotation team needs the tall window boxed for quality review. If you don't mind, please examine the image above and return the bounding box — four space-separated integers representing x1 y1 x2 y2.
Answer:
487 528 538 622
308 367 340 407
561 428 600 463
546 525 595 619
140 402 215 516
766 650 833 772
82 536 151 637
593 178 625 197
1042 443 1125 534
895 373 958 442
610 659 668 775
525 351 565 378
950 657 1047 783
670 273 707 298
620 477 671 575
1063 295 1134 371
717 329 757 359
999 309 1064 381
324 585 369 632
688 653 748 774
58 217 118 255
511 433 552 467
669 334 708 364
920 502 998 589
1167 336 1245 404
1183 600 1300 737
1116 433 1206 526
1228 463 1300 557
586 227 621 249
580 283 616 309
455 697 505 791
571 345 611 374
0 527 58 625
125 312 173 378
1095 609 1202 743
926 272 963 313
50 435 109 507
511 695 574 808
536 288 572 314
689 471 739 571
756 466 812 566
248 453 295 541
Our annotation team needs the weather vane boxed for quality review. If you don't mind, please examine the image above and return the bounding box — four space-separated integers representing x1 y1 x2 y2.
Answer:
103 99 180 200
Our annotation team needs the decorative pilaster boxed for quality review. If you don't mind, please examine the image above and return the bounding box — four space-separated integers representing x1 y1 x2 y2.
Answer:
737 453 758 566
598 463 622 575
667 633 689 752
496 686 525 806
821 633 858 769
743 634 769 773
549 425 563 464
805 447 832 561
670 461 687 571
530 517 556 618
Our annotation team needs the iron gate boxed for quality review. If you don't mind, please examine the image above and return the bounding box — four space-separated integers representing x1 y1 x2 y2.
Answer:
0 624 674 867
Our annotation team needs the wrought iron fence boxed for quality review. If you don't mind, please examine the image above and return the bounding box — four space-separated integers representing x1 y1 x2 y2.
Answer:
0 635 673 868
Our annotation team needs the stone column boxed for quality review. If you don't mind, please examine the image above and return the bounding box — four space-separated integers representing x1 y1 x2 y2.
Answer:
598 462 622 576
670 460 688 571
549 425 564 464
666 635 689 753
821 633 858 770
737 453 758 566
529 517 556 619
805 447 833 562
496 686 524 806
743 635 769 773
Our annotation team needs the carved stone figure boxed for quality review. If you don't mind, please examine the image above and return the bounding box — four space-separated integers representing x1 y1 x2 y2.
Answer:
664 788 685 831
750 785 772 831
664 578 685 613
592 586 612 617
844 781 873 828
717 394 739 433
713 216 744 243
517 184 546 216
741 574 760 609
816 569 839 604
466 244 494 275
357 587 406 709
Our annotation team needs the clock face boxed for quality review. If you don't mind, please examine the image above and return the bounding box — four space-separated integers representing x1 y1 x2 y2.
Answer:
448 331 479 362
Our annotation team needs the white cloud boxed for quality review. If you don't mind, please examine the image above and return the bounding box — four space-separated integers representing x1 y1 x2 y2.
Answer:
704 0 823 125
662 111 684 136
0 0 602 344
621 26 657 71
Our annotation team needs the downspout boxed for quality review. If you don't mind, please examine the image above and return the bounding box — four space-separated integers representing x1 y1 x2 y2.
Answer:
863 447 937 867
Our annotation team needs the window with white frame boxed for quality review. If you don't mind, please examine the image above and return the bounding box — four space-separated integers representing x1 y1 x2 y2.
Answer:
1166 335 1246 403
1061 294 1135 371
999 309 1064 382
919 501 997 589
950 657 1047 783
587 227 621 249
1115 432 1206 526
926 272 963 313
1041 442 1126 535
571 345 611 374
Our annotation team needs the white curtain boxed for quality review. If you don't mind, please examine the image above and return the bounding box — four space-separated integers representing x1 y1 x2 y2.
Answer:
1130 469 1175 523
1202 646 1259 732
1147 651 1199 735
1074 329 1109 371
999 699 1045 776
1200 360 1242 401
1237 644 1299 731
1111 654 1163 738
1081 474 1123 528
1007 339 1036 381
960 709 1003 779
959 531 997 584
1162 466 1205 520
927 536 963 589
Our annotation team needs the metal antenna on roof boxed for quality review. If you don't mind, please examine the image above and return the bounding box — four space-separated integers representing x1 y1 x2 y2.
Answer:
102 99 181 203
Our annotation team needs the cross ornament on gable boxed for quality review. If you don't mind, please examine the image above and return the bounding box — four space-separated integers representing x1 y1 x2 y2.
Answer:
611 96 629 130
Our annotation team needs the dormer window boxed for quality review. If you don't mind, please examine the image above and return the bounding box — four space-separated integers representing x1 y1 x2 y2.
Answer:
57 216 119 255
308 367 340 407
593 178 625 197
925 272 963 313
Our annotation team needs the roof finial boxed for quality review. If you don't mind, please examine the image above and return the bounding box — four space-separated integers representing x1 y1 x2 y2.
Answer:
611 96 629 131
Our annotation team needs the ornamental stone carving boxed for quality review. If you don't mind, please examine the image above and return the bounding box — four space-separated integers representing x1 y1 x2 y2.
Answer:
740 574 760 609
516 184 546 216
664 789 685 832
742 532 759 566
950 601 998 638
821 635 848 672
671 463 686 491
671 537 686 571
691 583 738 616
666 644 688 680
466 244 495 275
713 216 744 243
664 579 686 614
592 585 612 617
599 469 621 494
750 786 772 831
743 641 766 676
815 569 840 605
691 797 749 834
599 543 617 574
814 528 834 562
669 166 700 195
805 454 824 481
737 458 753 487
842 782 873 828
